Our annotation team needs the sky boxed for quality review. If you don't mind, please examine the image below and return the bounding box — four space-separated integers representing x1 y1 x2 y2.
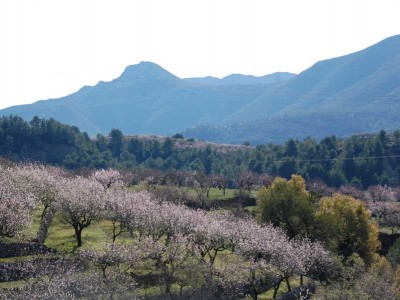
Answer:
0 0 400 109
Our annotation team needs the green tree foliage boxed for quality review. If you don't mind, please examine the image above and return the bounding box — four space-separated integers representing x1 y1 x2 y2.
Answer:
0 115 104 168
128 138 144 163
108 129 123 159
317 255 400 299
387 238 400 267
162 137 174 159
151 140 162 159
172 133 184 139
284 139 298 157
257 175 316 239
316 194 380 264
1 115 400 189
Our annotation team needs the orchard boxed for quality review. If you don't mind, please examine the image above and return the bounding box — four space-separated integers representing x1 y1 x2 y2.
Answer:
1 162 400 299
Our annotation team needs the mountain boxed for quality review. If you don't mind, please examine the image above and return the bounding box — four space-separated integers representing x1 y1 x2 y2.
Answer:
0 62 279 135
184 72 295 86
183 110 400 145
2 35 400 144
118 61 182 84
225 35 400 122
185 35 400 143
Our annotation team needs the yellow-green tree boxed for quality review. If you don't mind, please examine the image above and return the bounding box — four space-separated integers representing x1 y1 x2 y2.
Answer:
316 193 380 264
257 175 317 239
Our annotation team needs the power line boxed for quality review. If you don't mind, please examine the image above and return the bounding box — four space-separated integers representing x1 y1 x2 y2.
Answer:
264 155 400 164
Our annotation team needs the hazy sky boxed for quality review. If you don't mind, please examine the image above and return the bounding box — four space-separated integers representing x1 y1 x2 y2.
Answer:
0 0 399 109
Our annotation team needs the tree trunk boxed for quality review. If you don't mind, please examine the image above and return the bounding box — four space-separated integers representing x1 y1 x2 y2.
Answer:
40 204 49 221
163 271 173 297
36 206 56 244
273 278 282 299
251 268 258 300
179 284 183 296
285 277 291 292
74 225 83 247
165 282 171 296
112 221 123 243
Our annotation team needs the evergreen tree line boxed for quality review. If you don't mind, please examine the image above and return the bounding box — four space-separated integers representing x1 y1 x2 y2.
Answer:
1 115 400 188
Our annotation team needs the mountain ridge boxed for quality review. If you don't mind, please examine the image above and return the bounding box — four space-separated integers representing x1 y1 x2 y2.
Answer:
226 34 400 122
184 72 296 86
1 34 400 144
0 61 279 136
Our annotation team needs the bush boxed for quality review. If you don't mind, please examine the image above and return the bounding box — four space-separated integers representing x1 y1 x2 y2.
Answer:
172 133 184 139
388 238 400 267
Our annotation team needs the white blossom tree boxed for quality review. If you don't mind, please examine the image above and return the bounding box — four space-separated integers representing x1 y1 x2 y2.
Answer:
0 166 36 238
12 163 67 244
58 176 105 247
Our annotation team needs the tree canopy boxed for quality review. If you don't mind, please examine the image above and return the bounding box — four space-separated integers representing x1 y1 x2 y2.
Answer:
316 194 380 264
1 115 400 189
257 175 316 239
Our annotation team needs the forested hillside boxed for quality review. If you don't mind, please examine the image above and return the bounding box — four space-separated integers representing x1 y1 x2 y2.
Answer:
1 115 400 188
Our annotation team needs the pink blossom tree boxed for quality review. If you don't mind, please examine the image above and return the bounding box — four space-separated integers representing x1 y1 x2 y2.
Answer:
12 163 67 244
187 171 212 207
91 168 127 189
58 176 105 247
0 166 36 238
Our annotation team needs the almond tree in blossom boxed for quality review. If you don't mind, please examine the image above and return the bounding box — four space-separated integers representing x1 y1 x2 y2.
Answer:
187 171 212 207
236 171 257 196
0 165 36 238
150 186 195 206
91 168 127 189
218 256 275 300
212 174 230 196
0 163 336 299
233 218 331 296
154 234 202 296
0 255 139 300
366 185 400 226
165 170 189 188
104 189 153 243
191 212 233 267
12 163 67 244
58 176 106 247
